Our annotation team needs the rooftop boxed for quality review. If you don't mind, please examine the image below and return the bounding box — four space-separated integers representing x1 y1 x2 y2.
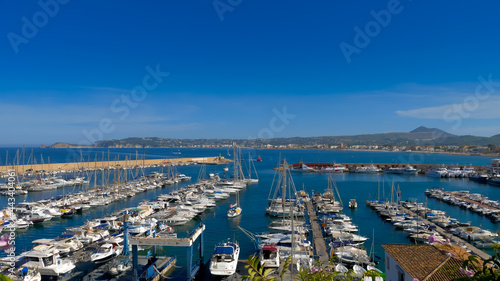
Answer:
382 244 472 281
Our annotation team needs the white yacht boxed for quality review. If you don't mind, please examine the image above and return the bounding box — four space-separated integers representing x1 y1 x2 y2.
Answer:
402 166 419 175
90 243 121 263
426 167 448 178
351 165 380 173
290 163 314 173
18 245 75 277
209 240 240 276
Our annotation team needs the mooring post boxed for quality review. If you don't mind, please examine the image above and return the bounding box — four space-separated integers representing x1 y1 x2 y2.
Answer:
132 244 139 278
153 229 157 257
200 226 204 262
187 244 193 280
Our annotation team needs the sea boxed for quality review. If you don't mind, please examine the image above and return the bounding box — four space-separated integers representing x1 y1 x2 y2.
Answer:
0 147 498 280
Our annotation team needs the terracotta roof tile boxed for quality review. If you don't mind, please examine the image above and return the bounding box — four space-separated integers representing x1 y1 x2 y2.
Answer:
382 244 470 281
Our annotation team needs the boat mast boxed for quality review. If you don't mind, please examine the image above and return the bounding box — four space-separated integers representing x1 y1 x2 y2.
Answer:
282 160 287 218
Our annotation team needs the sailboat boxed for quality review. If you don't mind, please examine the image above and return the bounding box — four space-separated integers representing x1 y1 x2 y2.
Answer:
227 191 242 218
245 153 259 184
316 174 343 214
266 160 307 233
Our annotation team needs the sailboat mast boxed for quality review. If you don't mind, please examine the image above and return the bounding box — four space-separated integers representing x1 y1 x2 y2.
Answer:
282 160 287 217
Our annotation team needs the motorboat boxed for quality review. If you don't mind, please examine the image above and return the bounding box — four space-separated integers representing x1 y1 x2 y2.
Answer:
426 167 448 178
90 243 120 264
349 199 357 208
108 260 132 276
209 240 240 276
17 245 76 277
259 244 279 268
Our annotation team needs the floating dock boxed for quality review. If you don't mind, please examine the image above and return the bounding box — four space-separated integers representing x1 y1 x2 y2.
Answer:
398 203 491 261
287 162 487 173
305 201 329 264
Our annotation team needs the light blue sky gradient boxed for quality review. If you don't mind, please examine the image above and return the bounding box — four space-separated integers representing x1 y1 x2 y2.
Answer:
1 1 499 145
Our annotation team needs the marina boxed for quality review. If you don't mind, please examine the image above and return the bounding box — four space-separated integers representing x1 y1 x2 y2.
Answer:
426 188 500 221
0 148 498 280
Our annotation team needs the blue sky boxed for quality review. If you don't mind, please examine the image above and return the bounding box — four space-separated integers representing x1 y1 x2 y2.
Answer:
1 1 499 145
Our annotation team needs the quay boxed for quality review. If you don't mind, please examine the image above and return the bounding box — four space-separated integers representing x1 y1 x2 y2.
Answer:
288 162 487 173
426 189 500 221
398 203 491 261
441 191 499 212
0 156 231 174
305 201 329 264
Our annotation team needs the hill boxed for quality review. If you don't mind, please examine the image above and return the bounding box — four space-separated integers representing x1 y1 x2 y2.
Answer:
47 127 500 148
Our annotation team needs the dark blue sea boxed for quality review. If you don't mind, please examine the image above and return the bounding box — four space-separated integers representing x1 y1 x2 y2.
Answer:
0 148 498 280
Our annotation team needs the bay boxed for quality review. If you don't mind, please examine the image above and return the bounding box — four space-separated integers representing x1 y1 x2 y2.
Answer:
0 148 497 280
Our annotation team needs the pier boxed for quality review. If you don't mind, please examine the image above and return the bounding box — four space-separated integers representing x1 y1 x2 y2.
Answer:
0 156 231 174
305 201 329 264
287 162 487 174
398 204 491 261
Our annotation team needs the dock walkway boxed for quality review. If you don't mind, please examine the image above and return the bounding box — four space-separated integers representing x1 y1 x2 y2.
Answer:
399 204 491 261
305 201 329 264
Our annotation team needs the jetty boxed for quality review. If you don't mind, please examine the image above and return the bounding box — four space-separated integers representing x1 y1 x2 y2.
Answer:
398 203 491 261
286 162 487 174
305 201 329 264
0 156 231 174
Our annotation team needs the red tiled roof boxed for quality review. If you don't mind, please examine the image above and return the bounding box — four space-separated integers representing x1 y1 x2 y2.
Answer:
382 244 469 281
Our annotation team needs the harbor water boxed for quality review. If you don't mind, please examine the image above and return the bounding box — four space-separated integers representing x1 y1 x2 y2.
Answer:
0 148 498 280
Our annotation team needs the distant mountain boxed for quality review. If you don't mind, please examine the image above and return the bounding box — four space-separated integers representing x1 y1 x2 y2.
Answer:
410 126 456 137
47 127 500 148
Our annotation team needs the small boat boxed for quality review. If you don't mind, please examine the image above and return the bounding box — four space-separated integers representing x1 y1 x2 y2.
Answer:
227 191 242 218
90 243 120 263
353 264 367 275
227 204 242 218
259 244 279 268
367 265 383 274
335 263 348 273
256 156 262 162
349 199 357 209
108 261 132 276
209 240 240 276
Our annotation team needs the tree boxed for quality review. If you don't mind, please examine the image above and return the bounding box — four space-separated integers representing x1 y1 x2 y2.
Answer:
487 144 497 153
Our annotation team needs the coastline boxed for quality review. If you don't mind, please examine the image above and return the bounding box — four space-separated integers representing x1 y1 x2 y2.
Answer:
33 146 500 158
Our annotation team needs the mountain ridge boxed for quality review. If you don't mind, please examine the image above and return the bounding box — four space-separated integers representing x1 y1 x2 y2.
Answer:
43 127 500 148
